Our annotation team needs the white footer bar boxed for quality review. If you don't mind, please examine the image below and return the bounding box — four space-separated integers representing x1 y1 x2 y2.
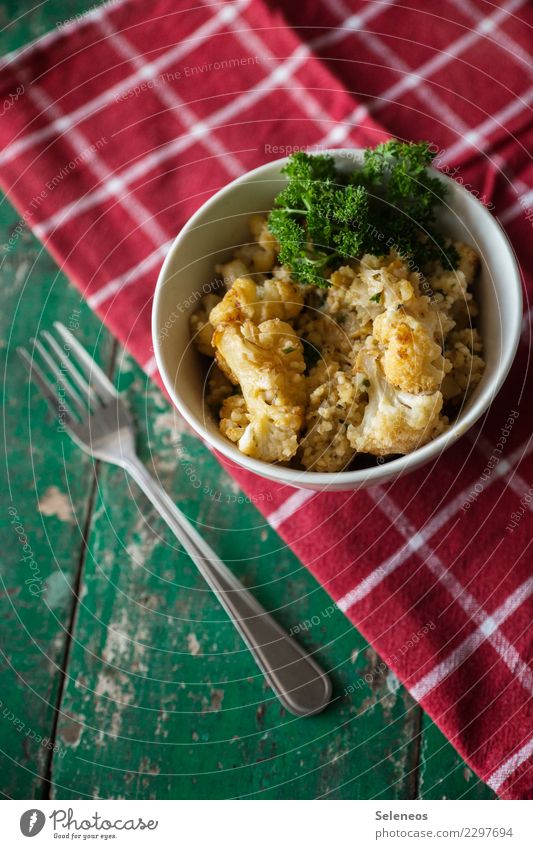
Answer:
3 799 531 847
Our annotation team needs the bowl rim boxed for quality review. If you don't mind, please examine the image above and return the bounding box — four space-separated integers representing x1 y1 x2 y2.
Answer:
152 149 523 488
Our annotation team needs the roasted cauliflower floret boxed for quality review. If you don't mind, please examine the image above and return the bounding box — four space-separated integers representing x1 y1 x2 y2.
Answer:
216 258 250 289
206 364 234 411
300 364 366 472
220 394 249 443
190 293 221 356
442 328 485 401
327 255 420 332
213 319 306 462
233 216 278 273
250 214 279 253
373 306 452 394
328 264 383 326
358 254 420 308
347 345 446 456
209 275 303 327
192 205 483 470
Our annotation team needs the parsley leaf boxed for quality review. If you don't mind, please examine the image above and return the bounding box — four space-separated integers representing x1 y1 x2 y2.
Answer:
268 141 458 289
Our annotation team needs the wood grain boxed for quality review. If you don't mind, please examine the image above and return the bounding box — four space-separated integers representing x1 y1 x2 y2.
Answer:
0 0 494 800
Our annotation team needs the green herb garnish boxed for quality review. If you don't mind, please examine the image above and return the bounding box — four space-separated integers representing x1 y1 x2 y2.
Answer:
268 141 458 288
369 292 382 303
282 345 296 354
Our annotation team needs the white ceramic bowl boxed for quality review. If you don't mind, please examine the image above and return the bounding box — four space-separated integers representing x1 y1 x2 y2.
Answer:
152 150 522 491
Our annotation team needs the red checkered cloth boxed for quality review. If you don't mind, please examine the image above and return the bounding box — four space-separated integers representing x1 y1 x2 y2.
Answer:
1 0 531 798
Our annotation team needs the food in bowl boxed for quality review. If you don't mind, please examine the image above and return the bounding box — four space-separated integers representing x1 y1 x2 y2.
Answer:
188 142 485 473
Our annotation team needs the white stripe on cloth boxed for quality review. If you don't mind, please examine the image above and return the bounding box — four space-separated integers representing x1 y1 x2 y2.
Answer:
235 0 384 138
336 536 424 613
318 0 529 149
323 0 492 146
87 239 173 308
323 0 532 225
449 0 533 71
33 44 310 238
441 84 533 164
371 487 533 699
488 155 530 224
487 735 533 791
474 434 533 507
322 0 528 231
222 15 334 132
201 0 384 137
500 187 533 225
492 154 531 197
410 577 533 700
336 435 533 612
310 0 399 51
8 0 387 245
267 489 315 530
0 0 252 167
0 0 130 71
96 16 244 180
20 68 169 247
143 353 158 376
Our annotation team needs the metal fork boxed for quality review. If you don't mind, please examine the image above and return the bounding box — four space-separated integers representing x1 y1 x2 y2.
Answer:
18 322 331 716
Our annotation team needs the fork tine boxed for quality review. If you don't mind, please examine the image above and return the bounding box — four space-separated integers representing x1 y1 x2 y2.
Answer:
54 322 117 403
17 346 76 427
41 329 100 410
31 336 86 415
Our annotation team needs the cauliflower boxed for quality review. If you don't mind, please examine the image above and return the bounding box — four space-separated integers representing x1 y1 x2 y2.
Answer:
213 318 306 462
442 328 485 401
189 293 222 356
373 304 452 394
319 255 420 339
296 255 435 383
300 363 366 472
220 394 249 443
206 364 234 411
192 215 484 469
347 344 446 456
250 214 279 252
216 258 251 289
209 275 303 327
358 254 420 307
233 215 278 273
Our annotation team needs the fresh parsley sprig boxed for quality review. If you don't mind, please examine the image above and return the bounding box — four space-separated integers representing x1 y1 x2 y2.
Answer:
268 142 457 288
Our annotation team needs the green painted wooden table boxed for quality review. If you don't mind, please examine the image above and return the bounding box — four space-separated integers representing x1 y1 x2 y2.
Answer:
0 0 495 801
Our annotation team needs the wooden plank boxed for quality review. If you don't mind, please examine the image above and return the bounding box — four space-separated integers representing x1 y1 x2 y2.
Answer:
0 0 118 797
0 0 89 52
51 354 423 799
0 198 115 798
418 714 495 800
0 0 496 801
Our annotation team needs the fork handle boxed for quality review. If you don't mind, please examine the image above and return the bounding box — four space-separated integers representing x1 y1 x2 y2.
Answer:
123 454 332 717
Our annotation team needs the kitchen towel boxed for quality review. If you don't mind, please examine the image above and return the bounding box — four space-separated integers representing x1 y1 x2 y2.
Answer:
0 0 531 798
